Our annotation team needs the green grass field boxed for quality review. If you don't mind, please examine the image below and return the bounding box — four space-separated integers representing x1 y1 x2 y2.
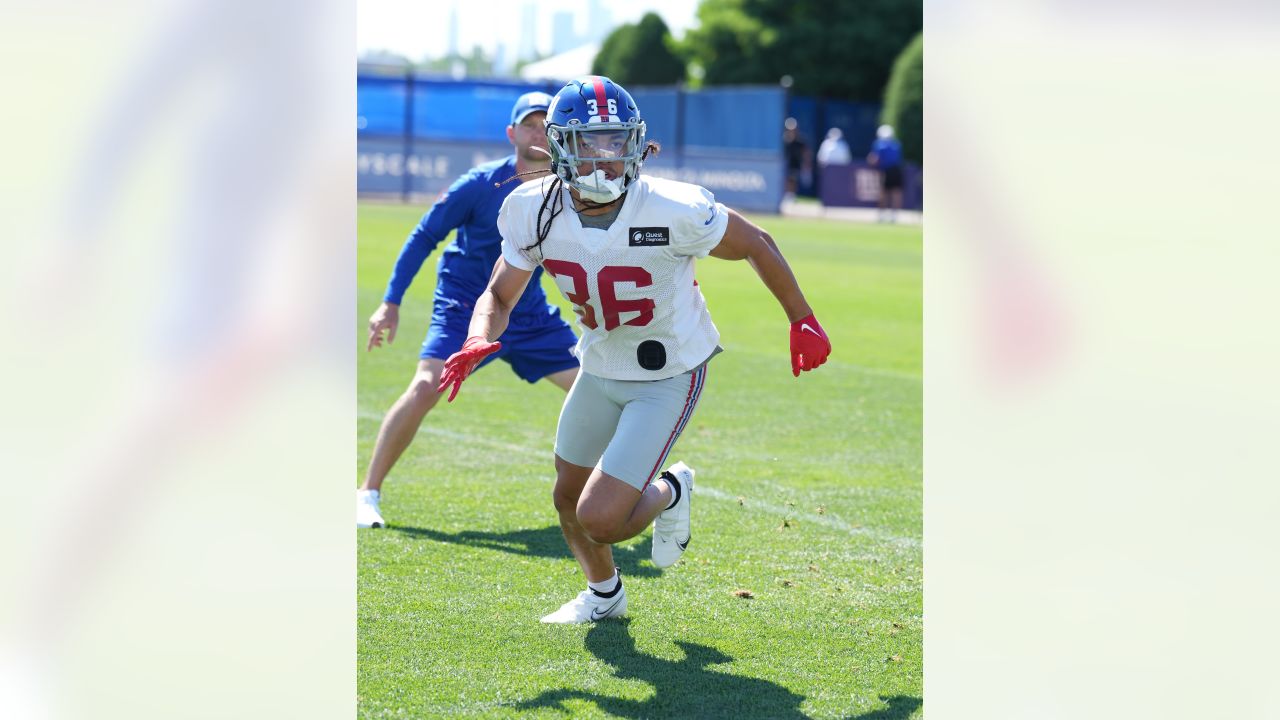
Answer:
357 202 922 719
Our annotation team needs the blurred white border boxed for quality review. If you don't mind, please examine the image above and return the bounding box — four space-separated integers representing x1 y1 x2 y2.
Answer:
5 0 1279 717
2 1 355 718
926 1 1280 718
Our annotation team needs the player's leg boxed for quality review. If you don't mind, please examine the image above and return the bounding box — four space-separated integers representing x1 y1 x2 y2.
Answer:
358 312 501 528
361 357 445 494
357 358 444 528
886 166 905 222
540 457 632 624
543 367 578 392
574 468 672 545
552 455 616 582
877 170 889 221
588 364 708 565
550 371 621 565
591 363 711 561
542 372 628 624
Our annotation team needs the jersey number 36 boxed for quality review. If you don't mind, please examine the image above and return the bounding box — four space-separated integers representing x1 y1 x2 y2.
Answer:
543 260 654 331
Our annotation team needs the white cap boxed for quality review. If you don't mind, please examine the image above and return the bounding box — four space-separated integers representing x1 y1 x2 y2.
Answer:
877 124 894 139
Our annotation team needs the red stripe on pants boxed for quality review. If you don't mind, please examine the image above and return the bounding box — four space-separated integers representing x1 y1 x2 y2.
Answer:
642 368 700 490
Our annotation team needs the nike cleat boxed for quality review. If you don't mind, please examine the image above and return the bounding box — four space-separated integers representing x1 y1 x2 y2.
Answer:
651 461 694 568
540 587 628 624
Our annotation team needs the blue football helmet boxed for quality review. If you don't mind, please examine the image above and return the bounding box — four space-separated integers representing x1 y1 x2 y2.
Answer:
544 76 647 203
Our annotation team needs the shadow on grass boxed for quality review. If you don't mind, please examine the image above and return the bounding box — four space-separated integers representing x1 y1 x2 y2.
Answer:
389 524 661 578
516 620 921 719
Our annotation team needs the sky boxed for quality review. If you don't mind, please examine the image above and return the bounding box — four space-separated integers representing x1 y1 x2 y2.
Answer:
357 0 700 64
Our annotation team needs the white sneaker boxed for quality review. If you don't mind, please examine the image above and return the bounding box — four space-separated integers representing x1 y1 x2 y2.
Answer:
357 489 384 528
652 461 694 568
539 587 628 624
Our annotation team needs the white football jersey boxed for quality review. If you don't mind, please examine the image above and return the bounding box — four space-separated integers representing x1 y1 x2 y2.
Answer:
499 175 729 381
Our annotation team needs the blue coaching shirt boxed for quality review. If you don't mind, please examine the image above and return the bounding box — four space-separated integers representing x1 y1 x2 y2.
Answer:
871 138 903 169
383 156 553 320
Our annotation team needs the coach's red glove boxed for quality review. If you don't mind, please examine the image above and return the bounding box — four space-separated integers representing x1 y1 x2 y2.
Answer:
789 314 831 377
436 336 502 402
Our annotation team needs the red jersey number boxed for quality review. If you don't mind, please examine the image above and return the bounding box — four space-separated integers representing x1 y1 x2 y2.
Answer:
542 260 655 331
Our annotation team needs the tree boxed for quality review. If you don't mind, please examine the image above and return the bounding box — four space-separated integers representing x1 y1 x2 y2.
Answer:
680 0 921 101
417 46 495 78
881 33 922 164
592 12 686 87
677 0 773 88
358 49 412 71
591 26 629 79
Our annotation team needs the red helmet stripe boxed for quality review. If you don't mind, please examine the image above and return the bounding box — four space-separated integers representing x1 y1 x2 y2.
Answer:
591 77 608 119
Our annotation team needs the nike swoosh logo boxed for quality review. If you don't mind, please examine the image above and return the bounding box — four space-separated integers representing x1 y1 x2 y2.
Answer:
703 207 717 225
800 323 821 337
590 596 623 621
677 537 689 550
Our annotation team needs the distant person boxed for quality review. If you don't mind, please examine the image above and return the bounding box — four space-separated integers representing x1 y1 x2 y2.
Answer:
782 117 812 202
867 124 904 223
358 92 580 528
816 127 853 166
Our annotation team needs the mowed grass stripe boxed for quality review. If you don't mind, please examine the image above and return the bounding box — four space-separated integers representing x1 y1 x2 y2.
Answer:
358 407 917 546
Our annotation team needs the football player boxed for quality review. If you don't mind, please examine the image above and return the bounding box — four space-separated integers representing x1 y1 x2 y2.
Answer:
359 92 580 528
438 76 832 623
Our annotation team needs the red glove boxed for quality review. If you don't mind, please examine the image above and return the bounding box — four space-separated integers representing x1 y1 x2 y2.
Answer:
789 314 831 377
436 336 502 402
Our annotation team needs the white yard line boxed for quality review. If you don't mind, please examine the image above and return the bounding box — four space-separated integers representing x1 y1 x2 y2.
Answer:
358 409 921 550
696 485 921 549
357 410 549 461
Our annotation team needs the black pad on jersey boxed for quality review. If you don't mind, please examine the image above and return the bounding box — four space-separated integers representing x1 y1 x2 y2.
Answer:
637 340 667 371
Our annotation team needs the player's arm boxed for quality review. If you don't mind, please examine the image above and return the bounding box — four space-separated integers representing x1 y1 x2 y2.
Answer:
710 209 812 322
709 209 832 376
366 301 400 351
435 258 534 402
369 177 477 351
469 258 534 342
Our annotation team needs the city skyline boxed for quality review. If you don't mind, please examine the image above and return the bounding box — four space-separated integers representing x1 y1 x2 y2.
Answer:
358 0 698 66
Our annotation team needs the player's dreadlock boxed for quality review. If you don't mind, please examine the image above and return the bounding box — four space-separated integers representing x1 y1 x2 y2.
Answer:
530 175 565 261
516 140 663 259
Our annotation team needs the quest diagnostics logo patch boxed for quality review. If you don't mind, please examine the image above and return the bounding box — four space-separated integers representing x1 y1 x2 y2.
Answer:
628 227 670 247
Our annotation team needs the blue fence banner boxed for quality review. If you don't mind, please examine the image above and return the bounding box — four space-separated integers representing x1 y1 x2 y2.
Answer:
358 73 791 212
643 150 783 213
356 137 785 213
356 137 511 198
818 162 923 210
356 73 927 213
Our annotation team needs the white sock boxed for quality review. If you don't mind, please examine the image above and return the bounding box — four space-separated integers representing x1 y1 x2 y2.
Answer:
588 571 621 597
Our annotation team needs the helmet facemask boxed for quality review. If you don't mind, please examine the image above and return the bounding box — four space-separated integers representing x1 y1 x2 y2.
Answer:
546 120 646 204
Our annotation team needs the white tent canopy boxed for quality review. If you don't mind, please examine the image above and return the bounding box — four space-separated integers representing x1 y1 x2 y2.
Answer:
518 43 600 83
